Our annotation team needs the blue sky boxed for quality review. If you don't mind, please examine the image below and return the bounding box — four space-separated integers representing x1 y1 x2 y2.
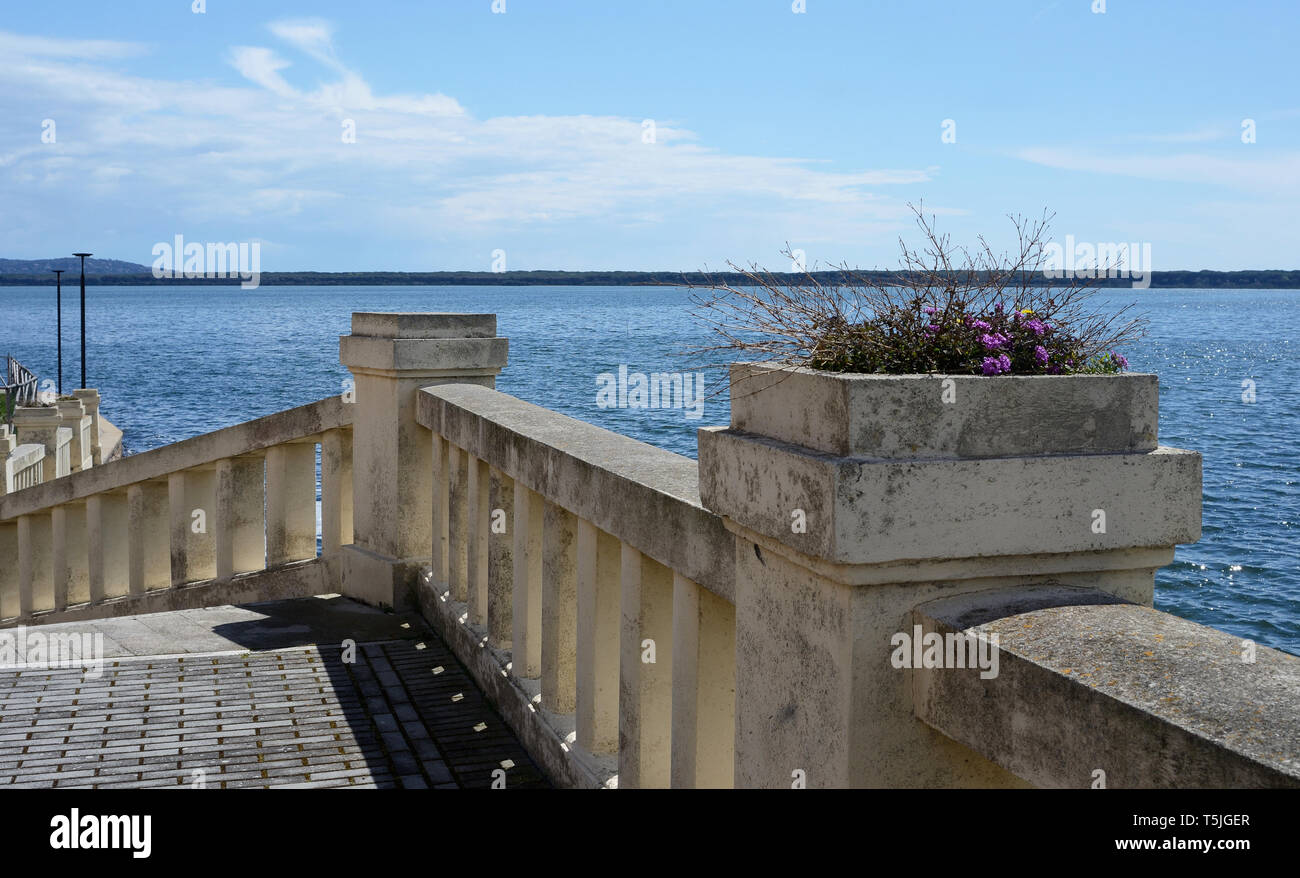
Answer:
2 0 1297 271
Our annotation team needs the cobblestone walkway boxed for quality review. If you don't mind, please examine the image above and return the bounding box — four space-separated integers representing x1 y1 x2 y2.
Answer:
0 599 550 789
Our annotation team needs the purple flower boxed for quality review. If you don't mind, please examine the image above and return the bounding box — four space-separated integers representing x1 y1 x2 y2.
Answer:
1111 351 1129 369
923 306 937 315
1024 318 1046 337
980 332 1009 350
1034 345 1049 365
981 353 1012 376
924 323 939 336
971 319 992 330
994 302 1004 313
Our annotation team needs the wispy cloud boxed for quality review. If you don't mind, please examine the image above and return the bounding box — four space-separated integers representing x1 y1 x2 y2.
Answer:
0 31 144 60
1128 126 1225 144
0 24 937 267
1014 146 1300 191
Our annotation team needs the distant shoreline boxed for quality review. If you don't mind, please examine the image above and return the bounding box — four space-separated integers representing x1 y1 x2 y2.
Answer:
1 270 1299 289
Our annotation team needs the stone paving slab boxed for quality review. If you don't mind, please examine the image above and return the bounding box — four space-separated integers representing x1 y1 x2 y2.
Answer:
0 597 550 789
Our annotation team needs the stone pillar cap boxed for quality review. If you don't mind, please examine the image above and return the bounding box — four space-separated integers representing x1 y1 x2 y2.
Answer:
351 312 497 339
12 405 62 426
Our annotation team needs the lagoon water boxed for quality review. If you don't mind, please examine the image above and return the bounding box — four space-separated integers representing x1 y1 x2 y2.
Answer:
1 284 1297 656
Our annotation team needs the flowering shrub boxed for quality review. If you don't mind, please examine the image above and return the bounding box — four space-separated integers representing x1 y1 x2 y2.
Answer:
806 301 1131 376
690 204 1143 377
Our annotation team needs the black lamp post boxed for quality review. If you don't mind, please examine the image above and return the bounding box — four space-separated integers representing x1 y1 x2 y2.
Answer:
52 269 64 395
73 252 92 390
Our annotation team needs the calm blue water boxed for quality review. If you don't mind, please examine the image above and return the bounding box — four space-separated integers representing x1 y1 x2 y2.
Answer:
1 285 1297 656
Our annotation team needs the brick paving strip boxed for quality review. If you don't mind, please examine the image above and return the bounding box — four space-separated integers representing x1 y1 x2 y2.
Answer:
0 626 549 789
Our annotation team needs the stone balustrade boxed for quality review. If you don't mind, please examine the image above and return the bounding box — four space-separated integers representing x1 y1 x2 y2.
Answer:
0 426 45 495
1 311 1296 789
0 396 353 623
10 406 71 484
0 389 121 498
72 389 104 466
415 381 737 788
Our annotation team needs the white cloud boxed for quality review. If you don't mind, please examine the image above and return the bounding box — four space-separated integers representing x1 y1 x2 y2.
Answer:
228 47 296 97
0 25 938 267
1129 127 1225 144
0 32 144 60
1015 147 1300 191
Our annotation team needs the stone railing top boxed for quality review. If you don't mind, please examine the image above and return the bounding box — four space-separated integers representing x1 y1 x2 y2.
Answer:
913 585 1300 788
351 312 497 339
4 443 44 470
0 394 351 522
418 383 735 603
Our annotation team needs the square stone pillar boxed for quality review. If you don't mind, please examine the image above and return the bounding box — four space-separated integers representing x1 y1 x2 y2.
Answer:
338 313 507 609
699 365 1202 788
12 406 69 481
73 389 103 466
56 397 92 473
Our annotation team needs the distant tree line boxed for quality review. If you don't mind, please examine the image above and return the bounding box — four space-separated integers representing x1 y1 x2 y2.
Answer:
1 269 1298 288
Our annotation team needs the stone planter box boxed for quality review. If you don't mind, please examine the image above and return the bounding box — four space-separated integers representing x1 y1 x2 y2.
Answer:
727 362 1159 460
700 362 1197 568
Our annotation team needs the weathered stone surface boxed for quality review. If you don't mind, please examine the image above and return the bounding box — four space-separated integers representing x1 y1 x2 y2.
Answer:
699 426 1201 567
729 364 1159 459
351 312 497 339
340 337 510 375
913 586 1300 788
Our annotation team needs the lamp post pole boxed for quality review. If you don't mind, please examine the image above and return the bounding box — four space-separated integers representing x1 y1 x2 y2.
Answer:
52 269 65 395
73 252 92 390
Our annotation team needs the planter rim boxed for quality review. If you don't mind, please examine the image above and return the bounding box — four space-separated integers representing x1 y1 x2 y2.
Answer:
732 362 1152 381
727 360 1160 459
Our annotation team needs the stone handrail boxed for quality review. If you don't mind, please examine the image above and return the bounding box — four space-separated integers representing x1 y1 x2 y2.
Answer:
1 436 45 494
0 395 354 624
913 586 1300 787
418 384 734 601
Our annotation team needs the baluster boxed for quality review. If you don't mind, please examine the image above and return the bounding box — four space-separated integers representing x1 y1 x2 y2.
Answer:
467 454 489 626
618 546 674 788
216 455 267 577
0 521 18 618
266 444 315 565
170 468 216 584
321 428 353 557
448 445 468 602
512 481 542 676
51 503 89 610
430 434 448 588
88 491 129 602
541 501 578 714
488 468 513 647
129 481 170 593
670 572 736 788
18 512 52 615
575 520 620 755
